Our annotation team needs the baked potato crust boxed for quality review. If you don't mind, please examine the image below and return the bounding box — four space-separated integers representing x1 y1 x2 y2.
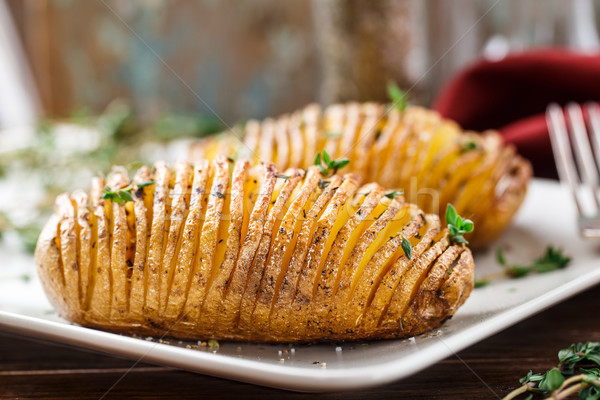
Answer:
189 103 532 249
36 158 475 342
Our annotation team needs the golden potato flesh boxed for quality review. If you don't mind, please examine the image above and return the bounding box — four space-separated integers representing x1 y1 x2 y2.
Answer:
35 157 474 342
190 104 532 248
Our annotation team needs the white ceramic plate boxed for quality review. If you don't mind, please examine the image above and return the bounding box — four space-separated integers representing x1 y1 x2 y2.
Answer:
1 179 599 392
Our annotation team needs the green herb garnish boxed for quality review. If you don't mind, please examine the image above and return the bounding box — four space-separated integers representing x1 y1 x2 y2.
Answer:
473 279 490 289
460 140 479 152
314 150 349 177
275 174 290 179
318 179 330 190
445 204 474 245
401 235 412 259
387 81 408 111
102 180 155 204
496 246 571 278
502 342 600 399
385 190 403 199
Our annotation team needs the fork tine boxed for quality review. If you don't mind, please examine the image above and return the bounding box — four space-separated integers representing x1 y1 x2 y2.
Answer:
585 102 600 174
546 103 584 215
566 103 600 210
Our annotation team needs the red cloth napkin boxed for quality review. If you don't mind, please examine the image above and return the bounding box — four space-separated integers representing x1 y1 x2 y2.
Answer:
432 48 600 178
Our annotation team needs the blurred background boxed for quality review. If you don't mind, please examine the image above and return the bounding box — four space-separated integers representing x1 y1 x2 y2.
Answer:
3 0 600 127
1 0 600 251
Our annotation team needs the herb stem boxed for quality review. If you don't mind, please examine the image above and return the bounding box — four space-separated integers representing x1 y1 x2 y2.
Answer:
551 381 588 399
553 374 585 394
502 384 530 400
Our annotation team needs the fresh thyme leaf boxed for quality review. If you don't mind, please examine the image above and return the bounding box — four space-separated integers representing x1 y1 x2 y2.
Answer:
445 204 474 245
314 150 351 177
387 81 408 111
498 246 571 279
460 140 479 152
538 367 564 392
275 174 290 179
318 179 330 190
118 190 133 203
580 386 600 400
559 342 600 375
519 370 545 384
385 190 403 199
136 180 155 188
401 235 412 259
505 342 600 400
496 246 507 266
332 159 349 174
473 279 490 288
322 150 331 166
101 181 148 204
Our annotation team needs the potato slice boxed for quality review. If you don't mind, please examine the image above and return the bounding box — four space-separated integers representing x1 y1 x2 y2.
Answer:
144 161 171 320
56 194 79 313
269 174 343 338
181 157 230 326
291 175 361 337
360 213 438 334
35 214 67 313
215 162 277 336
274 115 290 171
250 167 320 338
237 169 304 334
107 187 129 320
302 104 321 168
128 167 152 321
379 227 450 332
89 199 111 321
164 160 209 323
199 159 249 331
399 243 468 335
307 185 384 333
72 190 91 310
158 161 192 312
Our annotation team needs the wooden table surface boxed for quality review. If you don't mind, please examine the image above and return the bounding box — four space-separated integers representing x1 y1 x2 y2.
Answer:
1 283 599 400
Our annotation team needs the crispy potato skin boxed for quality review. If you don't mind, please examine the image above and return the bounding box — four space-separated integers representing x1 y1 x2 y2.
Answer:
36 159 475 343
189 104 532 249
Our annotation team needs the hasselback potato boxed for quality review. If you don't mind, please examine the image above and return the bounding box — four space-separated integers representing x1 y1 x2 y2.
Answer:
35 157 474 342
189 103 532 248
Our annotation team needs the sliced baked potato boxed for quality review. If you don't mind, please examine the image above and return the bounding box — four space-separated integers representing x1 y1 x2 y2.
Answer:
189 103 532 248
35 157 474 342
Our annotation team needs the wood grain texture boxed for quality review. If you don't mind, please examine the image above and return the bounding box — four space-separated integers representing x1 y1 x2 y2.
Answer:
2 283 599 399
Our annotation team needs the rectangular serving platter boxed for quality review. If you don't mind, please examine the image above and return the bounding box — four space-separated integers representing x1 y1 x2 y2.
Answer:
1 178 599 392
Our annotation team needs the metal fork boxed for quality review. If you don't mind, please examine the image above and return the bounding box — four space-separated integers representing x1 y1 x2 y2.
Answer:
546 102 600 237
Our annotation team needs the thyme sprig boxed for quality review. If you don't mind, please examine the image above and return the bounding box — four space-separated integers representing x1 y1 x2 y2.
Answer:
497 246 571 278
445 204 474 245
401 235 412 259
475 246 572 288
101 180 154 204
314 150 349 177
387 81 408 111
503 342 600 399
385 190 403 199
